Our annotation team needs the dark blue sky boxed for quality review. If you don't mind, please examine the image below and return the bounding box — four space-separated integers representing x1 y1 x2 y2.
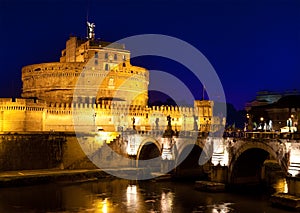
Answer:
0 0 299 109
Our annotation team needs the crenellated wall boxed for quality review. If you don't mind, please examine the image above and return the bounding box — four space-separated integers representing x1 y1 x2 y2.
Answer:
0 98 46 131
0 98 217 133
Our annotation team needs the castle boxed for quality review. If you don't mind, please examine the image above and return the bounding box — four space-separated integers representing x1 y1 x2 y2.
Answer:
0 23 220 133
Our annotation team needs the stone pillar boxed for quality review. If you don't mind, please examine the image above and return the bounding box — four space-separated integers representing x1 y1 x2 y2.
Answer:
211 165 228 183
161 160 174 173
287 176 300 196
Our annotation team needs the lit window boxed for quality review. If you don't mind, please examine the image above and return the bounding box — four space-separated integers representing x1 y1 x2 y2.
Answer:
108 78 114 86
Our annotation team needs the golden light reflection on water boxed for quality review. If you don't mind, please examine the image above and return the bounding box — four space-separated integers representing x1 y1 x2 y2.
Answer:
126 185 139 210
0 179 291 213
94 198 111 213
60 179 289 213
161 191 174 213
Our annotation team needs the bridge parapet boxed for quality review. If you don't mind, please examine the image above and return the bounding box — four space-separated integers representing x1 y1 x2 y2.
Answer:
224 131 300 140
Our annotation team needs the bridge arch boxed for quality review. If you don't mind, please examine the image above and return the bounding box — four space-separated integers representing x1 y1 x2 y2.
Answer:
175 139 210 179
175 138 207 159
136 138 162 171
228 141 287 185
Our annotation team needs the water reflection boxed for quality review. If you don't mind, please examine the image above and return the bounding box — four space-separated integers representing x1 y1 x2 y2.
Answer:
0 179 292 213
93 198 111 213
210 203 234 213
161 191 174 213
126 185 138 211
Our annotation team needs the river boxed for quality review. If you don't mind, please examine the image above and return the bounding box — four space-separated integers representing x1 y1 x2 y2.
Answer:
0 178 292 213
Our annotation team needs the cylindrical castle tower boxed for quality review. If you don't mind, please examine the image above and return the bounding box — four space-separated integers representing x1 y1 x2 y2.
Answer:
21 36 149 106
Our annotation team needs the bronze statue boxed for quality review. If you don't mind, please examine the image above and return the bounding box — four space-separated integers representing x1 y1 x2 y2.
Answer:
167 115 171 127
132 117 135 130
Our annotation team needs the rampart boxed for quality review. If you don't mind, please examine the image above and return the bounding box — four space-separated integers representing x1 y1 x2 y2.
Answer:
0 98 212 132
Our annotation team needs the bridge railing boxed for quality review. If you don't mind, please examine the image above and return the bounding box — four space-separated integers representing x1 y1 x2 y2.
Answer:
224 131 300 141
118 129 300 141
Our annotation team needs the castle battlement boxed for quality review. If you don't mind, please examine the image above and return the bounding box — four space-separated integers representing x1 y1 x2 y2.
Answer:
0 97 215 132
0 98 46 106
22 62 84 74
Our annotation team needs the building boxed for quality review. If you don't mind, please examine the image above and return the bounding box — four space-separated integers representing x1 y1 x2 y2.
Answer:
246 91 300 131
0 23 220 133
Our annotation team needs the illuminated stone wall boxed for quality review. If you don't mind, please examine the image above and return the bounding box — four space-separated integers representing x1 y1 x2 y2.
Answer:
21 61 149 106
0 98 216 132
0 98 46 131
22 62 84 103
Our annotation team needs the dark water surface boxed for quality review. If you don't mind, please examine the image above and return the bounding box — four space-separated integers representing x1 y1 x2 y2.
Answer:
0 178 293 213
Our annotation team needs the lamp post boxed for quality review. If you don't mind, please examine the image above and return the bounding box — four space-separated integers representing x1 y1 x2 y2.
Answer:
246 113 251 131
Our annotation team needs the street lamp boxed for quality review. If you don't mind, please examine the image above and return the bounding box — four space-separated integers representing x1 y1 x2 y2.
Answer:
246 113 251 131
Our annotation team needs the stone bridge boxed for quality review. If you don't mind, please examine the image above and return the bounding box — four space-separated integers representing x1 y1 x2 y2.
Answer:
100 131 300 183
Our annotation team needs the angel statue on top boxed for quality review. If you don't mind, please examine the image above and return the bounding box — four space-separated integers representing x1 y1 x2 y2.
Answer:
87 22 95 40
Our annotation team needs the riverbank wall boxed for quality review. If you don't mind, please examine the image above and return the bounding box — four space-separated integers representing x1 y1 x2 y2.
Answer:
0 131 128 172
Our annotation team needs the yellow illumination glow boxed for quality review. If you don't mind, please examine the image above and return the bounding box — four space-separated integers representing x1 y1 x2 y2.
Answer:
126 185 138 210
94 198 111 213
96 131 119 144
161 191 174 213
102 198 108 213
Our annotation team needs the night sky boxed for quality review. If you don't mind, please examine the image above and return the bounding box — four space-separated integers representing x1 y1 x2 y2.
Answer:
0 0 299 109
